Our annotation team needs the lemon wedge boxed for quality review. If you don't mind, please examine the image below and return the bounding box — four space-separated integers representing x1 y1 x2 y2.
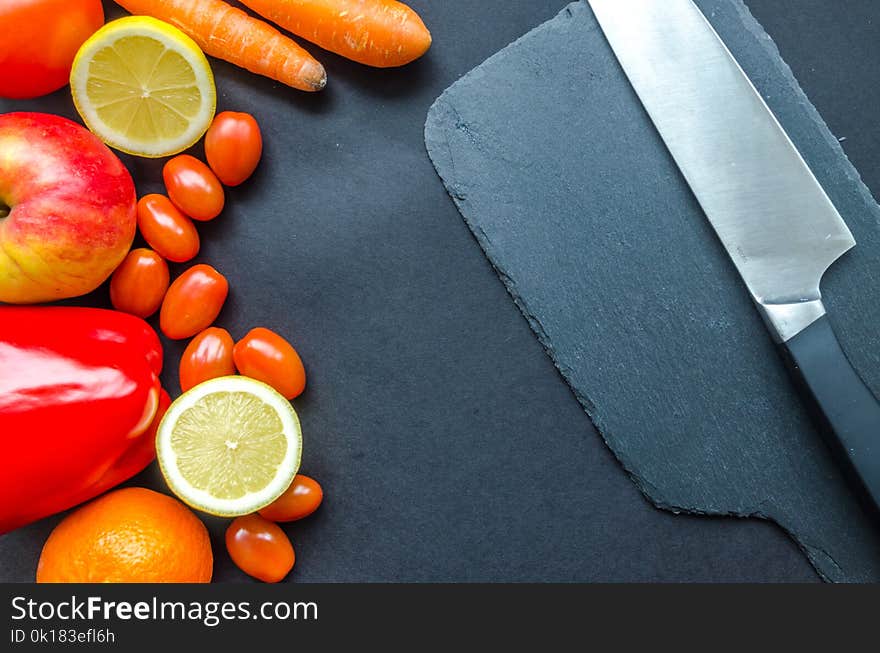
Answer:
156 376 302 517
70 16 216 158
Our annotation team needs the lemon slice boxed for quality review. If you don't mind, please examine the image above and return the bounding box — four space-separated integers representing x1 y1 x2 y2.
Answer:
70 16 216 158
156 376 302 517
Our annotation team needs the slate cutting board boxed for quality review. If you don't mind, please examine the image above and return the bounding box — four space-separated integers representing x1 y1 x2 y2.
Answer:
425 0 880 581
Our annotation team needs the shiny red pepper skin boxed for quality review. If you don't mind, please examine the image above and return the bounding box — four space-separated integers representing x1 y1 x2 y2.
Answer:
0 307 165 534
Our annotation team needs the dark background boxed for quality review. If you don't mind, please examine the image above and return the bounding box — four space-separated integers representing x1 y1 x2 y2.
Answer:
1 0 878 582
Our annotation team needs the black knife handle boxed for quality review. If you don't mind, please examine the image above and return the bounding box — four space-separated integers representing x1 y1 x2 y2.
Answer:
781 315 880 514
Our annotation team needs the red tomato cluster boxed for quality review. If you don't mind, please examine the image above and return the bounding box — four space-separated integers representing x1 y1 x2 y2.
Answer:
110 111 308 401
178 325 305 397
108 111 316 582
226 475 324 583
110 111 261 337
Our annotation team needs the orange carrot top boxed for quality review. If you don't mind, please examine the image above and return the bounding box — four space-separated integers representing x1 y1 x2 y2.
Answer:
240 0 432 68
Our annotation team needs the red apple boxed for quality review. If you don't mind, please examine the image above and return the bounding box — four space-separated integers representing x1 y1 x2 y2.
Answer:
0 113 136 303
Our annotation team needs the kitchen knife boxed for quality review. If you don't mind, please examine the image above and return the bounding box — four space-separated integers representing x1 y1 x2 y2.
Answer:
588 0 880 512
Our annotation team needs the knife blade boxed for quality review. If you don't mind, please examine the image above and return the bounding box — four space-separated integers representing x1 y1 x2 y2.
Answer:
589 0 880 512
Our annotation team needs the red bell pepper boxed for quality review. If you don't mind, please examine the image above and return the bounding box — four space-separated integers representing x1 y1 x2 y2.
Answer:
0 307 168 534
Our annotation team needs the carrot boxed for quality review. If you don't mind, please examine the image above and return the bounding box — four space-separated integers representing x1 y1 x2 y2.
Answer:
114 0 326 91
239 0 432 68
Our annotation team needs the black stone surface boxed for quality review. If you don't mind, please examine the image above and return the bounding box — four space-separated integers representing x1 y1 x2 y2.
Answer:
425 0 880 581
2 0 877 582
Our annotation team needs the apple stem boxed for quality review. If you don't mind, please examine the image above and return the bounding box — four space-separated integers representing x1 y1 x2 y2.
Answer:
0 201 8 220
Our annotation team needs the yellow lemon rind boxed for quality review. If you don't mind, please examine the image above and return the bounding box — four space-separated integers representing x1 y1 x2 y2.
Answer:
156 376 302 517
70 16 216 158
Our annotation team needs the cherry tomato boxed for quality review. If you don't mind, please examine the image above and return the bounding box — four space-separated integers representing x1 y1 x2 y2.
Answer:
109 249 169 318
258 475 323 522
226 514 295 583
179 327 236 392
233 328 306 400
163 155 225 221
137 194 200 263
0 1 104 99
159 264 228 340
205 112 263 187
